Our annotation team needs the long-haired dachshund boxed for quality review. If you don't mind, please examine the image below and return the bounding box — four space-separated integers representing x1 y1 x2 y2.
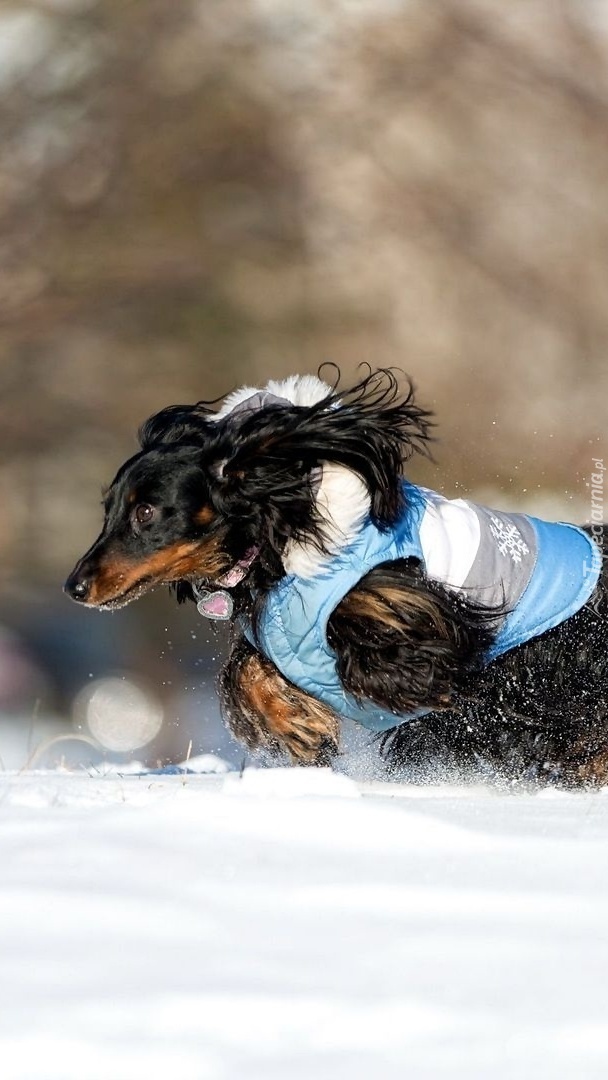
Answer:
65 370 608 787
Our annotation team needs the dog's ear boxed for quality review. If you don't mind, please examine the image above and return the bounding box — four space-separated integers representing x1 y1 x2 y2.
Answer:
208 369 433 528
138 404 215 449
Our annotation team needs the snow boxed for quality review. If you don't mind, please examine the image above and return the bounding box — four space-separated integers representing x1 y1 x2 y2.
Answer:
1 765 608 1079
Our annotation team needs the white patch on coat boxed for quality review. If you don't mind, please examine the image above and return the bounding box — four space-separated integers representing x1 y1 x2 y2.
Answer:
418 489 481 588
283 464 371 578
211 374 332 420
264 374 333 407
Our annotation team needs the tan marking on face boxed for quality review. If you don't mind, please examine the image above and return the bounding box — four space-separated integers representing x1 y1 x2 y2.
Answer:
194 504 215 527
87 537 230 606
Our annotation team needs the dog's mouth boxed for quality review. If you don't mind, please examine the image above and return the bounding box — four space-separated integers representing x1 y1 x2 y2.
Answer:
91 565 219 610
96 577 158 611
66 538 233 610
97 571 225 611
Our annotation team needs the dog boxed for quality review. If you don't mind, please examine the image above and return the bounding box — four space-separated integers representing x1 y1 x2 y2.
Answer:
65 369 608 787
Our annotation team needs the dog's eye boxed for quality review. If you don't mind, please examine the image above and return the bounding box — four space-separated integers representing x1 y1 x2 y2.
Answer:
132 503 156 527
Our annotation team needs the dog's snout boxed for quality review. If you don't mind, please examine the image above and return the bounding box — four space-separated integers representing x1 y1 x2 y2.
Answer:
64 572 91 603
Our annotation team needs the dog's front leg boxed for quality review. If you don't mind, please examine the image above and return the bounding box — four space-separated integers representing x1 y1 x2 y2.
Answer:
219 634 340 765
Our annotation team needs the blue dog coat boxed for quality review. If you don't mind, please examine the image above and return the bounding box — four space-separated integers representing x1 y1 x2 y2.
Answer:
252 482 602 731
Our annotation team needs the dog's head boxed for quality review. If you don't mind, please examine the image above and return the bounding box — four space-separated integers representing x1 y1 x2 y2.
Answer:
64 369 432 609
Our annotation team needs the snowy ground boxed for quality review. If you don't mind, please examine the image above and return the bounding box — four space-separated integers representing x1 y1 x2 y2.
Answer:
1 764 608 1080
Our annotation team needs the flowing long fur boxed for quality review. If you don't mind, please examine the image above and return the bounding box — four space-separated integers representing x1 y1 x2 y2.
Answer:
218 634 340 764
65 369 608 788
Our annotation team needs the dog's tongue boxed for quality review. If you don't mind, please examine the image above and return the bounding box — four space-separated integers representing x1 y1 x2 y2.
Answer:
196 590 233 620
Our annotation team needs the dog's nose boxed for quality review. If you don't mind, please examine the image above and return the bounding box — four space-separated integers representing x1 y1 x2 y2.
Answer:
64 574 90 602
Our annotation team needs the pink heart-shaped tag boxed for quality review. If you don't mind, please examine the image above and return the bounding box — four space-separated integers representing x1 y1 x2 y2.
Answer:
196 590 233 620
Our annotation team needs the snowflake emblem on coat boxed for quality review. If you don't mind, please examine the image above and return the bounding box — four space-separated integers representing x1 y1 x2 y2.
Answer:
489 516 530 564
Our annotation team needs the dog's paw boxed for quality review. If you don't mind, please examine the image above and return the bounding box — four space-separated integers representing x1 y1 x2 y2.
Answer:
223 652 340 765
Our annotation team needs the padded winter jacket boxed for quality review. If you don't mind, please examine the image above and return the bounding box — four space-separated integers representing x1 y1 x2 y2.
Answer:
253 482 601 731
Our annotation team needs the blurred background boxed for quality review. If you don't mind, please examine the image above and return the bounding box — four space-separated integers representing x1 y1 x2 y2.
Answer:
0 0 607 769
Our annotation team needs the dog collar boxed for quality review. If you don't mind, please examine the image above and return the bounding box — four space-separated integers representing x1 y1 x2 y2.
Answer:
193 546 260 620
